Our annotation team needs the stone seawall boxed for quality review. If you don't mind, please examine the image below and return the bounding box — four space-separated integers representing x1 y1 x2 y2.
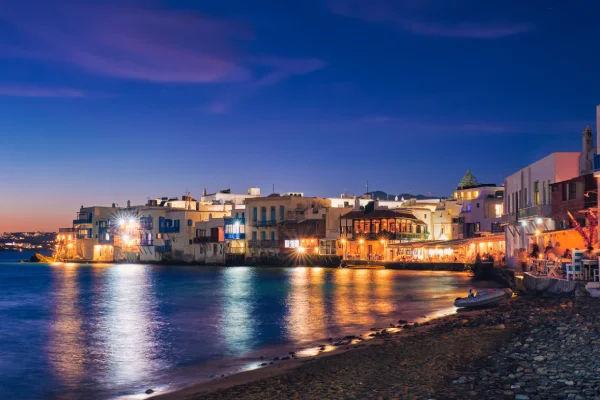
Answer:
342 260 468 272
522 273 589 297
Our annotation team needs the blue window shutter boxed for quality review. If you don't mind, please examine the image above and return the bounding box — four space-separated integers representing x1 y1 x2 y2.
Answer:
271 232 275 241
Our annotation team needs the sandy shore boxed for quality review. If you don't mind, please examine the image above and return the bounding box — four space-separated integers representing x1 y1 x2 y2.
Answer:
152 294 600 399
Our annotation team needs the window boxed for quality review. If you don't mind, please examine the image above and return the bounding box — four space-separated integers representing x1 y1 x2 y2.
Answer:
542 182 547 205
547 181 552 204
189 239 192 245
280 205 285 220
270 206 276 221
534 181 540 206
495 204 502 218
562 183 568 201
270 232 275 241
466 204 472 212
569 182 577 200
252 207 258 221
475 222 480 232
476 203 480 208
188 219 193 226
285 239 300 248
156 233 162 239
261 207 267 221
441 227 444 234
260 231 266 241
252 231 257 240
424 214 427 219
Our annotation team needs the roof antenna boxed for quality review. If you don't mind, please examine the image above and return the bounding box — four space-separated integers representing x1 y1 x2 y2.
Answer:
273 184 275 194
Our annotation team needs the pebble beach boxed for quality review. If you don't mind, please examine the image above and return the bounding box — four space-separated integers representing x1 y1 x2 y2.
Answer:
157 295 600 400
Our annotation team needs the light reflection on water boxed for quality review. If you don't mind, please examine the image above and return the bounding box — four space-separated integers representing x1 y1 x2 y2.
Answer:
0 264 500 400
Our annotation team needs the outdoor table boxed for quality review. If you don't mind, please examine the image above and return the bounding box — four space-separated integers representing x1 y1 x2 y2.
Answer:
582 259 599 281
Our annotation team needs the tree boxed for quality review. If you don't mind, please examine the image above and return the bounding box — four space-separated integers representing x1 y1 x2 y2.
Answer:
458 170 478 188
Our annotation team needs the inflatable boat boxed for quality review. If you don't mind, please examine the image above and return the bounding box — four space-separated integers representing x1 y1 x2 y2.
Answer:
454 288 513 308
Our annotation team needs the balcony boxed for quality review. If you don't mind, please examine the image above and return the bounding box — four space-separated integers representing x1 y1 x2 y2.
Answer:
139 239 154 246
518 204 552 220
594 154 600 177
73 214 93 224
193 237 211 243
248 240 279 249
501 213 517 224
76 234 91 240
99 234 114 245
140 222 153 230
159 226 180 233
224 233 246 240
155 245 172 253
251 220 278 228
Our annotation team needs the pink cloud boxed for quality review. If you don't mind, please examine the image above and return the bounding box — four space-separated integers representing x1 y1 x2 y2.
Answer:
1 3 325 85
0 85 85 97
327 0 533 39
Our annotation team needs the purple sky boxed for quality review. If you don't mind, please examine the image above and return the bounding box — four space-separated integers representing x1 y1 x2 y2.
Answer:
1 0 599 231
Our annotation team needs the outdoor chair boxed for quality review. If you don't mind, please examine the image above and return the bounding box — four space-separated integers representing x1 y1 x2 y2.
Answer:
566 249 584 280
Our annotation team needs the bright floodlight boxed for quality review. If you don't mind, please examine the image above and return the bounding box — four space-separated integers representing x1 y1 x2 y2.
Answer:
297 246 305 253
119 219 126 227
122 234 130 242
128 218 135 225
234 221 240 227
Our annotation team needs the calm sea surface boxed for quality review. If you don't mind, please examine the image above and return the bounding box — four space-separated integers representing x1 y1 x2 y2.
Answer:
0 261 500 399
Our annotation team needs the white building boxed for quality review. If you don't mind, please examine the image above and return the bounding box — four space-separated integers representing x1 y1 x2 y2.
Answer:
452 184 504 239
503 152 580 267
201 187 260 205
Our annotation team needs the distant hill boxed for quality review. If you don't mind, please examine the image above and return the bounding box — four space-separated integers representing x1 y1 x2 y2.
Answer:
367 191 444 201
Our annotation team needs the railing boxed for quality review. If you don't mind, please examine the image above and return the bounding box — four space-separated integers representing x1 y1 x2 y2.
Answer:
251 220 278 227
99 234 114 244
159 226 180 233
349 232 429 241
59 228 75 233
73 216 93 224
140 222 153 230
248 240 279 249
224 233 246 240
139 239 154 246
193 237 211 243
155 245 172 253
501 213 517 224
518 204 552 219
76 234 91 240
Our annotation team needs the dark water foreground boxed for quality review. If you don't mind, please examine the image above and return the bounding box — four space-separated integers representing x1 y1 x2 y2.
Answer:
0 262 499 399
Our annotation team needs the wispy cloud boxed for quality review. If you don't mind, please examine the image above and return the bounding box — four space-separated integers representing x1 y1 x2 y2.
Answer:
0 85 85 97
1 3 326 86
327 0 533 39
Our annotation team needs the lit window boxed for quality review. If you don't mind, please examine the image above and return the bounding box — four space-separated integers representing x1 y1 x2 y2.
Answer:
285 239 300 248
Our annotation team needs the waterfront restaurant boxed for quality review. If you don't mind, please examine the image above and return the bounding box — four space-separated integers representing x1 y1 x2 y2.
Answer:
392 234 505 264
339 208 428 261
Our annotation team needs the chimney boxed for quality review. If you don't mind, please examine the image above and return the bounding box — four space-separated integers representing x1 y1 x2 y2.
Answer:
127 200 131 208
203 188 207 196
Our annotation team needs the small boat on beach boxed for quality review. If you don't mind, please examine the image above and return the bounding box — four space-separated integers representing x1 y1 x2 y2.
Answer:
454 288 513 308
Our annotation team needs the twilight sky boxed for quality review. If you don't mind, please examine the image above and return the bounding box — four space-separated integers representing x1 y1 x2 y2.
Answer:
1 0 600 231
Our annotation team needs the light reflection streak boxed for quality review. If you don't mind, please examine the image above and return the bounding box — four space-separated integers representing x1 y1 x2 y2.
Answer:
285 267 327 343
102 264 160 385
219 267 255 355
49 264 85 389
